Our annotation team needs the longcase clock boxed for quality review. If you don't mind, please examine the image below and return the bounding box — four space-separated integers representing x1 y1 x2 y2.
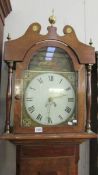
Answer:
0 17 97 175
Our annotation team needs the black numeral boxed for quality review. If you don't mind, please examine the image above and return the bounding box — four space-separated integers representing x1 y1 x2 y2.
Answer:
59 79 63 84
66 87 71 91
65 106 71 113
28 106 35 113
36 114 42 121
26 97 33 101
48 75 54 81
29 87 36 90
37 78 43 84
68 98 74 102
48 117 52 124
58 115 63 120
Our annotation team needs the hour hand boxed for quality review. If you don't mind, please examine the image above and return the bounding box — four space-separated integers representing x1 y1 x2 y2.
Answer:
46 97 56 107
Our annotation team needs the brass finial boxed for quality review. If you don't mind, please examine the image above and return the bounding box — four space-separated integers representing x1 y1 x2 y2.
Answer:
48 9 56 26
89 38 93 46
7 33 11 40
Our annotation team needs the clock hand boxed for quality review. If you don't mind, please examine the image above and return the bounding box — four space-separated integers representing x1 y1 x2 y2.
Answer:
45 100 52 124
45 93 66 113
45 97 56 110
45 99 51 118
45 97 56 121
48 97 56 107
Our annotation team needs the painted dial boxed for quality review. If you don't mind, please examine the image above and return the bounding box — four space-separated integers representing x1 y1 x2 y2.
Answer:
24 72 75 125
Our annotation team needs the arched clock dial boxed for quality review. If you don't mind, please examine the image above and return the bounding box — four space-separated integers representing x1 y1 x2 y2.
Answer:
24 72 75 125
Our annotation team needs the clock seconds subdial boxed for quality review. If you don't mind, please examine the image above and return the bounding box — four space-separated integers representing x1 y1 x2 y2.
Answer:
24 72 75 125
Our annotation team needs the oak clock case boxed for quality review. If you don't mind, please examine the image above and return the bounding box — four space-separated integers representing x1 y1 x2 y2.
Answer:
14 42 85 134
2 22 96 175
3 23 95 136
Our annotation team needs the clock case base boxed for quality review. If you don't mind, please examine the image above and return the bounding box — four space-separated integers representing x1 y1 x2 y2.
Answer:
0 133 97 175
16 142 79 175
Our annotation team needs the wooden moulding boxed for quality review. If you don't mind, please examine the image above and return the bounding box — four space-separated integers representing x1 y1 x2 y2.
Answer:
0 133 97 144
4 23 95 64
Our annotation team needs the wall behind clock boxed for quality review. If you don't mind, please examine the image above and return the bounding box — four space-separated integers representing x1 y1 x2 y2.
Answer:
0 0 98 175
3 0 98 50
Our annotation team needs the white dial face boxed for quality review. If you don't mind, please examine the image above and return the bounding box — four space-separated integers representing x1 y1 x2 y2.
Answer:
24 72 75 125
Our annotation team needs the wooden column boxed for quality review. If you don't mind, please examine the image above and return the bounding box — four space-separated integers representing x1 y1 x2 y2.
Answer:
86 64 93 133
5 61 14 133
